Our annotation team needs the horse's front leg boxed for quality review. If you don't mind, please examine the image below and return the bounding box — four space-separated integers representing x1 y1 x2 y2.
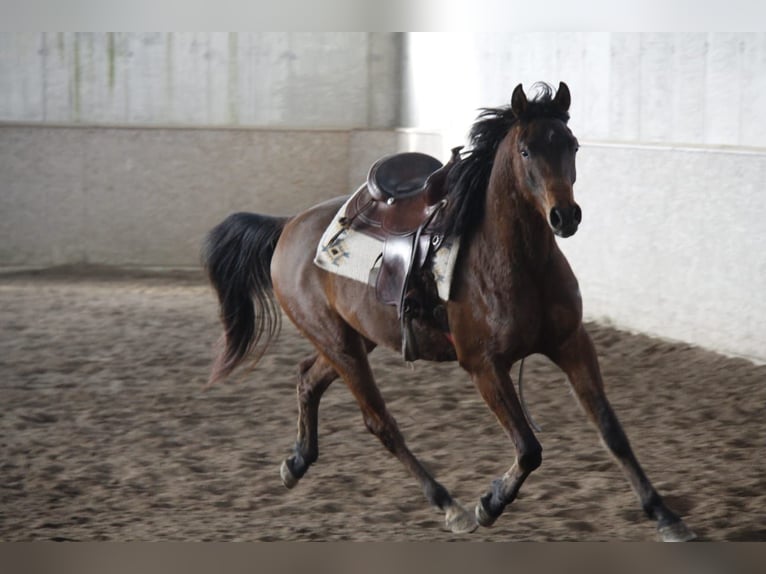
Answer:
548 324 696 541
470 363 542 527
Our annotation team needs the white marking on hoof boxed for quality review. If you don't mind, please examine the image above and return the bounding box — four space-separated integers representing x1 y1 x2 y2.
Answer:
280 460 299 489
444 503 478 534
475 500 497 528
658 521 697 542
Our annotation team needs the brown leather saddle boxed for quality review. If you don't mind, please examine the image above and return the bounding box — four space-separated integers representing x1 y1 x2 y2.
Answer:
346 152 447 238
334 147 462 360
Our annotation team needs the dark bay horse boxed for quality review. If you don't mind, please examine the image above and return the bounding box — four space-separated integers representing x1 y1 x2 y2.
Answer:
203 82 695 541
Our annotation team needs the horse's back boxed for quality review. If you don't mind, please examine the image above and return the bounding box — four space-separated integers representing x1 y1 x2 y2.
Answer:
288 196 347 234
271 196 345 287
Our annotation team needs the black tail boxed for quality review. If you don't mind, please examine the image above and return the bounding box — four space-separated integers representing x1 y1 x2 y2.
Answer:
202 212 288 384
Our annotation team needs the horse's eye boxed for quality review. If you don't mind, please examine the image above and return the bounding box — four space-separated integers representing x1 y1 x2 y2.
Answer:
520 148 529 158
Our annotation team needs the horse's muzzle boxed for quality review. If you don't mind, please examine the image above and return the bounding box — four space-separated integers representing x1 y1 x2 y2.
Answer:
549 204 582 237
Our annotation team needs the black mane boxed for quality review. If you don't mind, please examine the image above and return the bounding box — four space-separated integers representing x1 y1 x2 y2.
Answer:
441 83 570 238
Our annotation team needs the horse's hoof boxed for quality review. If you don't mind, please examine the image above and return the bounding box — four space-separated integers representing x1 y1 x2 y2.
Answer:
280 460 299 489
475 499 498 528
444 503 478 534
658 520 697 542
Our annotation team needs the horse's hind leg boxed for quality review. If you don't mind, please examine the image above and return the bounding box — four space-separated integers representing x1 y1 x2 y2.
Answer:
549 324 696 541
316 323 476 533
280 354 339 488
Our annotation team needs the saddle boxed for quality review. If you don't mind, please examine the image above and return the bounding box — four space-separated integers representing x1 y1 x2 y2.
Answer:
352 152 445 237
336 147 463 360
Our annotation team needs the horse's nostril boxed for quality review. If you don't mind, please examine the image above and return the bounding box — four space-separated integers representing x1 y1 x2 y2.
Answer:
549 208 562 229
573 205 582 224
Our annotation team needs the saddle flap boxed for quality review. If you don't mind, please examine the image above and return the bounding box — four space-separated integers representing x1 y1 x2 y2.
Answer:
376 234 414 307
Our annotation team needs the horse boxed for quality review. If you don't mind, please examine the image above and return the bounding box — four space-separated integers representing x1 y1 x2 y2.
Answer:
202 82 695 541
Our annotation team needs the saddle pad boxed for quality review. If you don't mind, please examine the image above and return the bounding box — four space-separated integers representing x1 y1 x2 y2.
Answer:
313 195 461 302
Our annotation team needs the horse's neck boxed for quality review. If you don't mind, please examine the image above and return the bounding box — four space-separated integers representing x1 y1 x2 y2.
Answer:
482 162 554 272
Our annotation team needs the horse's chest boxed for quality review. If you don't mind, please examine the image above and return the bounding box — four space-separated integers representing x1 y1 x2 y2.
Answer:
481 274 546 353
490 271 581 356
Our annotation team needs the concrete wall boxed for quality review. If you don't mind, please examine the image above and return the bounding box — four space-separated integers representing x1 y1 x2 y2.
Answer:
404 32 766 362
0 124 442 267
0 33 402 128
0 32 419 267
404 33 766 148
569 143 765 363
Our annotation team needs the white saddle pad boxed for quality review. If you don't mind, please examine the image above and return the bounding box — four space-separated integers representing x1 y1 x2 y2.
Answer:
313 195 461 302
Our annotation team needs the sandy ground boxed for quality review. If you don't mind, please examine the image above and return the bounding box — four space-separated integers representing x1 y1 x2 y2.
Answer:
0 266 764 541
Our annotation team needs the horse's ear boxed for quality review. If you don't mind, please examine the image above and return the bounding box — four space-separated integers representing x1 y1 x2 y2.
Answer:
554 81 571 113
511 84 527 117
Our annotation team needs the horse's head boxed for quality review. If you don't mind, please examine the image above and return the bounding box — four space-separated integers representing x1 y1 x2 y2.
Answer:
509 82 581 238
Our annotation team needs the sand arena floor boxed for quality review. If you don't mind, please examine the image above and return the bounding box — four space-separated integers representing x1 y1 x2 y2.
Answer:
1 267 764 541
